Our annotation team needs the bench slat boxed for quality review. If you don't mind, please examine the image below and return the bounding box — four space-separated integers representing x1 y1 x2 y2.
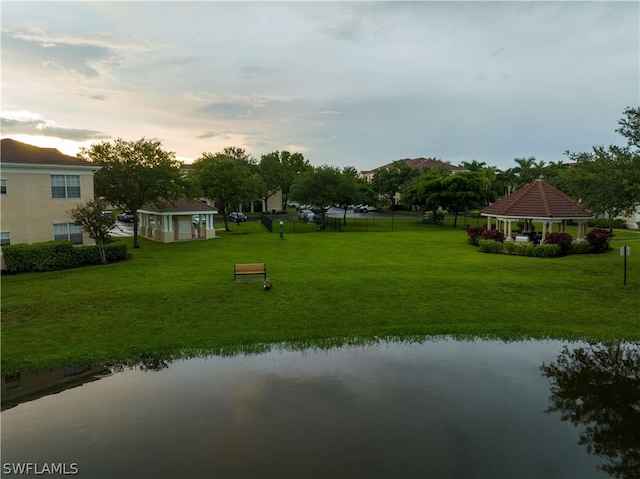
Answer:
234 263 267 281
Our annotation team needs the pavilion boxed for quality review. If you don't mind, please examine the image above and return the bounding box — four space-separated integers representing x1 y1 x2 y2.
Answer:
480 179 594 242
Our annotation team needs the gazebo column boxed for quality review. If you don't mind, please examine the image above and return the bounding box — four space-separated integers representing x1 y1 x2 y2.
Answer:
487 216 492 229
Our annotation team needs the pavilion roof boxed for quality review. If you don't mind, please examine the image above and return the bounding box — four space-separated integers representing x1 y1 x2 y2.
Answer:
481 179 593 219
140 197 218 214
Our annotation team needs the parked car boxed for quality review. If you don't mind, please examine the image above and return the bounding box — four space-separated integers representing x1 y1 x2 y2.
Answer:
192 215 206 226
229 212 247 223
117 211 135 222
354 204 376 213
297 209 315 221
101 211 115 221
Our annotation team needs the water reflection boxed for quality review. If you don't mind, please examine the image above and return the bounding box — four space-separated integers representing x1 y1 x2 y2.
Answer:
1 339 636 478
540 342 640 479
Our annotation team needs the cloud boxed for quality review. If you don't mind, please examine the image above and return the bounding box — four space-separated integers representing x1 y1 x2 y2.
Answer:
1 116 110 141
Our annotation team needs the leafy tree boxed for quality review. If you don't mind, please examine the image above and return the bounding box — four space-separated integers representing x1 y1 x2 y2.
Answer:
401 167 451 221
191 152 264 232
437 172 496 227
540 342 640 479
68 199 116 264
335 166 365 225
258 152 299 212
289 165 344 212
263 151 311 208
564 145 639 230
616 106 640 149
371 160 420 209
79 138 185 248
563 107 640 229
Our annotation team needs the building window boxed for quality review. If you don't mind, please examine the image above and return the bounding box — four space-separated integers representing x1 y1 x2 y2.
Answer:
1 179 6 195
51 175 81 199
54 223 83 244
0 232 10 246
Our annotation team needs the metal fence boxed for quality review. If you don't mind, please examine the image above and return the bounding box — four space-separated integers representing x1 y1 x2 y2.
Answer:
260 212 485 234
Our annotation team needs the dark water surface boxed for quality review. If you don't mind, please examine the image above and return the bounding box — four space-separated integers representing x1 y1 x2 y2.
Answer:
2 339 638 479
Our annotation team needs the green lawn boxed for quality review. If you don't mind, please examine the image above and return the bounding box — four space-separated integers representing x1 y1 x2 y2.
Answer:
2 221 639 373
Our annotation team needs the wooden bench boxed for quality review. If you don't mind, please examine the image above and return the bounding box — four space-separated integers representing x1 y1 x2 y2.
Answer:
234 263 267 282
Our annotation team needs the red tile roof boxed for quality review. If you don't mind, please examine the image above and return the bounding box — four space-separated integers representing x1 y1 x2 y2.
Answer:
362 157 466 174
481 179 593 219
1 138 96 167
140 197 218 214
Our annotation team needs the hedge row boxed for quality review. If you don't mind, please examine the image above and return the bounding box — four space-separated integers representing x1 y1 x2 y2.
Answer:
478 239 562 257
2 241 128 274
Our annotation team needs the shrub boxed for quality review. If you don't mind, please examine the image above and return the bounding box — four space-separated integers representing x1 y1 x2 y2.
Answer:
466 226 486 246
503 241 534 256
2 240 128 274
533 244 561 258
478 239 503 254
481 228 505 243
568 242 594 254
2 241 80 273
586 228 613 253
544 232 573 256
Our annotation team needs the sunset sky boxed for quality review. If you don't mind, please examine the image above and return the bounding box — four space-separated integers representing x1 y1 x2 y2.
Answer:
2 1 638 171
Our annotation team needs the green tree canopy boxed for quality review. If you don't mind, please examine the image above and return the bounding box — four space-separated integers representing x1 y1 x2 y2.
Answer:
371 160 420 209
191 151 264 232
563 107 640 229
78 138 185 248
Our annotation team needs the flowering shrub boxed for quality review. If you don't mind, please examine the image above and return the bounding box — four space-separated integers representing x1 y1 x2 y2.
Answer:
466 226 486 245
544 232 573 256
586 228 614 253
481 228 505 243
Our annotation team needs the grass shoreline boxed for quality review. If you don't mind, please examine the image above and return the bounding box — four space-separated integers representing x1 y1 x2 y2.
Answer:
2 220 639 373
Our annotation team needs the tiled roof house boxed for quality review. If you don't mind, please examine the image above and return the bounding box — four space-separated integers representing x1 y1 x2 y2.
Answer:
1 139 100 265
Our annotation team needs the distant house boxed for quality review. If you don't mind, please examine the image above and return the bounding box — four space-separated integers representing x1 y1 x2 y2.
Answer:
360 157 467 183
0 139 100 267
360 157 468 206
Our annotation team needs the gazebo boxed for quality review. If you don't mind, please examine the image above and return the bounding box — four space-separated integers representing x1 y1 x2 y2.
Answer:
138 197 219 243
480 179 594 242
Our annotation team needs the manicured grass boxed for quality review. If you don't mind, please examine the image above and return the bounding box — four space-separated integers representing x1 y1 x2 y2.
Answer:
2 222 639 372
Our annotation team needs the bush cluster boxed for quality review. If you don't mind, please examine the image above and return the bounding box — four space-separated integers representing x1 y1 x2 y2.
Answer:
2 241 128 274
481 228 505 243
466 226 487 246
544 232 573 256
586 228 614 253
478 239 562 257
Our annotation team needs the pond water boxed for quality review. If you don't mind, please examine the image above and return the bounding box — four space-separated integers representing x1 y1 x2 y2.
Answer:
2 339 638 479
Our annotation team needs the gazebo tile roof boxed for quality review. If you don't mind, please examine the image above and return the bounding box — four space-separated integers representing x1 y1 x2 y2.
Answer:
141 197 218 214
481 179 592 218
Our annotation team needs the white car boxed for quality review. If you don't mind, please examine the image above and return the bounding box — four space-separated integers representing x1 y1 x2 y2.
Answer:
354 204 376 213
297 209 315 221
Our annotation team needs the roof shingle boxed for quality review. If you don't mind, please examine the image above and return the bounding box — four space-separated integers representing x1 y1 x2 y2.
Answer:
1 138 96 167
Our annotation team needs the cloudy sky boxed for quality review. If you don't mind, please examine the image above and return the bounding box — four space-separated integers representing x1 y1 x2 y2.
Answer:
2 1 638 171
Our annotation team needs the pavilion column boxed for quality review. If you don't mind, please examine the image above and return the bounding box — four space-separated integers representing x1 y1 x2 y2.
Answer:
487 217 492 229
507 220 513 239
